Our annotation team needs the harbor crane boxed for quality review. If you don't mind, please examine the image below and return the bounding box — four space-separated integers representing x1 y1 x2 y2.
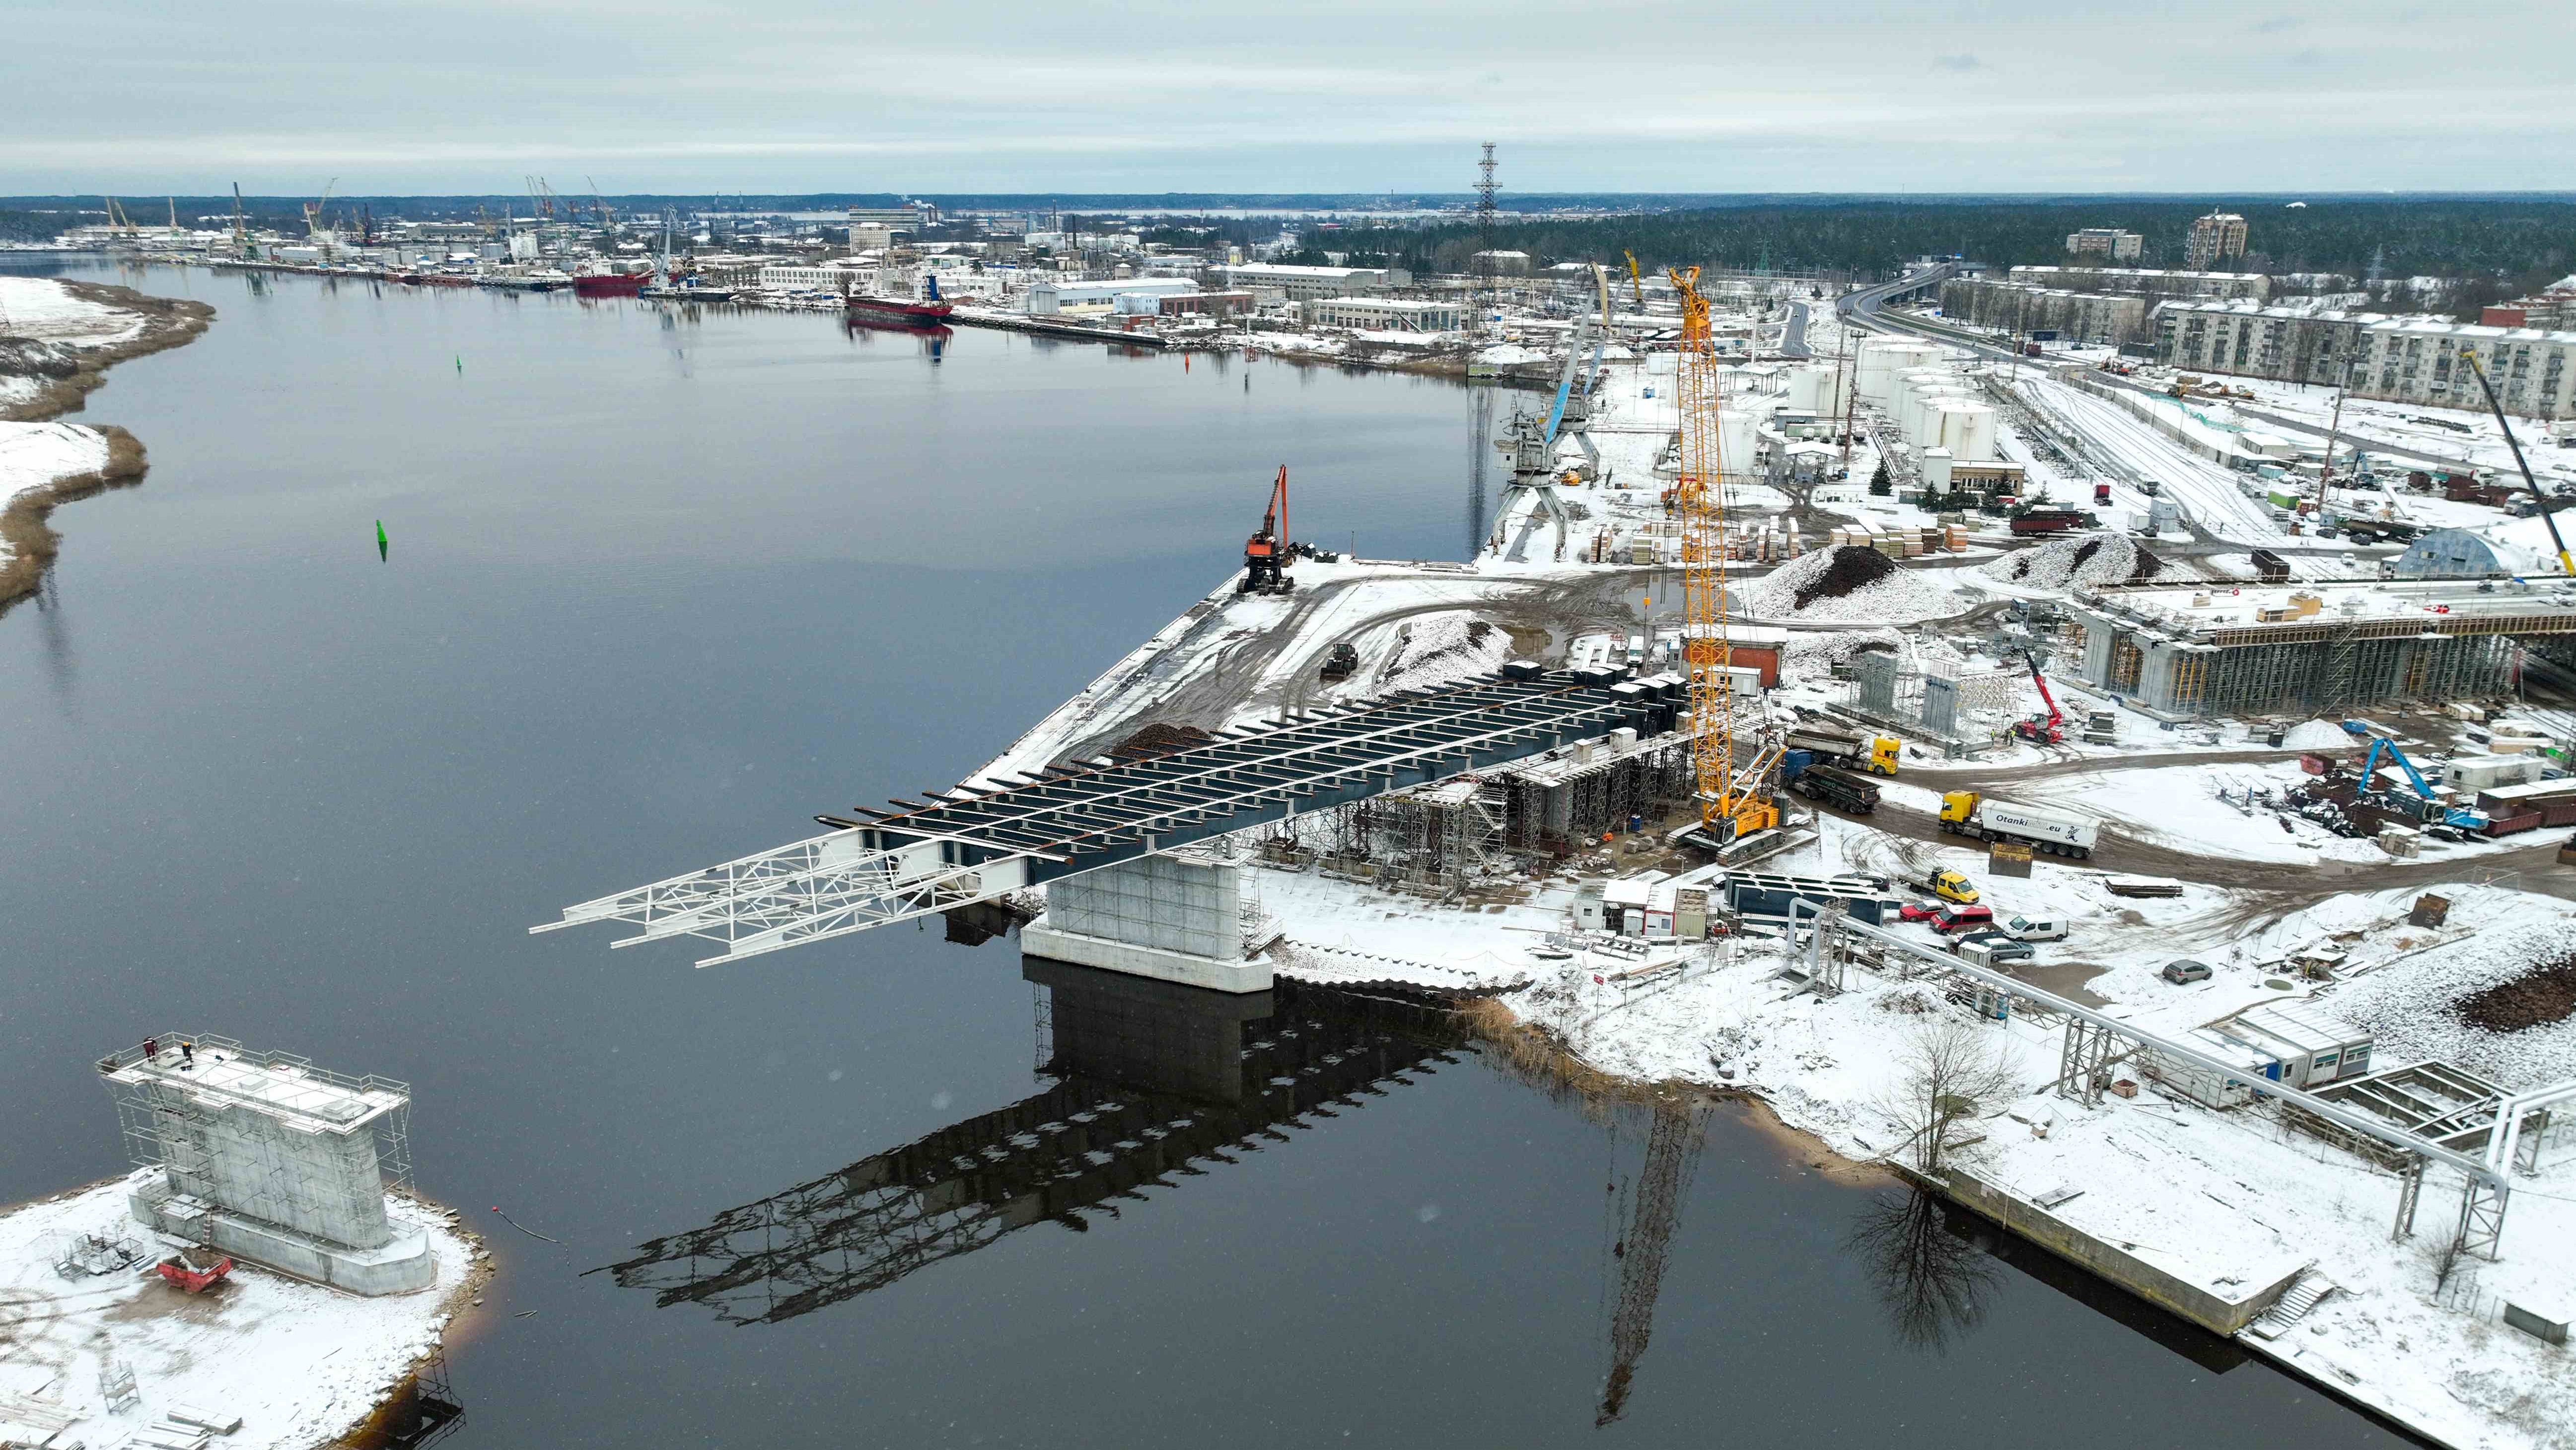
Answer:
2011 648 2065 744
1487 309 1594 562
302 178 338 261
1240 466 1294 595
1671 264 1779 844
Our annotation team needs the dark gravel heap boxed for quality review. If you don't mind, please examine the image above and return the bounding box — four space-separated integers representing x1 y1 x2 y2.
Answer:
2456 958 2576 1034
1110 722 1216 762
1793 545 1897 610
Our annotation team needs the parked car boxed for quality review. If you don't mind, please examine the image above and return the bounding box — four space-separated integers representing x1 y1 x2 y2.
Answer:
1897 901 1944 923
1956 935 2034 967
1932 904 1996 934
2161 958 2214 984
1999 915 2067 942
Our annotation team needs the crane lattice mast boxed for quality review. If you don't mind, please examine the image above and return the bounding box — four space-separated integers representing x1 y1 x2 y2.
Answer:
1670 265 1737 831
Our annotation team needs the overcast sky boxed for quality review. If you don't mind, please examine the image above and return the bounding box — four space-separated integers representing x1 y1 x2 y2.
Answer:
9 0 2570 196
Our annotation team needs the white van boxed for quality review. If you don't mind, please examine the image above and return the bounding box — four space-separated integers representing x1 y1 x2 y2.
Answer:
2000 914 2068 942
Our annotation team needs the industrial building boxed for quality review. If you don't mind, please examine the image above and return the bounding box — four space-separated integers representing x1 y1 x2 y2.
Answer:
1305 296 1465 332
2058 579 2576 717
2185 211 2250 270
1028 277 1199 316
1939 278 2148 345
2065 228 2144 260
97 1035 437 1295
2007 266 2272 302
2154 302 2576 420
1215 263 1410 300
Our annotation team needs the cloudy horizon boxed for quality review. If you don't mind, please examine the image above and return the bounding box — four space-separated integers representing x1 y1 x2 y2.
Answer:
10 0 2570 196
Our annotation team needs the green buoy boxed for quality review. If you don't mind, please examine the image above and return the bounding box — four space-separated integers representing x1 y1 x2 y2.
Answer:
376 519 388 561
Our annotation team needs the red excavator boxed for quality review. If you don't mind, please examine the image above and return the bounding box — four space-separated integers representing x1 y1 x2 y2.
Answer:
2013 648 2065 744
1241 466 1294 595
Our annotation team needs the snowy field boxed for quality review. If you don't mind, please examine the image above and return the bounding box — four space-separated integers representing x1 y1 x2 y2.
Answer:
0 276 146 349
0 1176 480 1450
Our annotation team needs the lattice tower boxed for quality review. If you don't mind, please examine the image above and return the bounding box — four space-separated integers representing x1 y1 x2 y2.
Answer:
1669 266 1735 828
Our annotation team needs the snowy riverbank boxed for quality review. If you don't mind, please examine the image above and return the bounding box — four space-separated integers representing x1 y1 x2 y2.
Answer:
0 275 214 614
0 1175 486 1450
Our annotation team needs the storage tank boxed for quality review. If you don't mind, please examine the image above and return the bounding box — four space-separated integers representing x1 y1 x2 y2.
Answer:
1904 384 1973 447
1787 366 1821 412
1937 401 1999 463
1857 341 1940 406
1717 404 1764 473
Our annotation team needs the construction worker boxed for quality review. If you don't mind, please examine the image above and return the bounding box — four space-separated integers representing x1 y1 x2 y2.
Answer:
180 1040 195 1066
142 1037 158 1063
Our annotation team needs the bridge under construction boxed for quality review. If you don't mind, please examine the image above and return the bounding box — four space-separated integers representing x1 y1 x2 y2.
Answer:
535 666 1679 972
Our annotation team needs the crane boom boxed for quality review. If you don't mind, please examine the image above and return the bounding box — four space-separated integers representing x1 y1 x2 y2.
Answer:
1670 266 1774 841
2456 347 2573 577
1623 251 1645 308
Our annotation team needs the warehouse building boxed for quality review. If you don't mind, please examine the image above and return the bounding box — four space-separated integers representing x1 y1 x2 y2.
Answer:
2059 579 2576 717
2154 303 2576 421
1305 296 1465 332
1216 263 1410 300
1028 277 1198 316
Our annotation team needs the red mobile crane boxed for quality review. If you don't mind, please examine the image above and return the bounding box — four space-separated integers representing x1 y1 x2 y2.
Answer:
1240 466 1294 595
2013 648 2065 744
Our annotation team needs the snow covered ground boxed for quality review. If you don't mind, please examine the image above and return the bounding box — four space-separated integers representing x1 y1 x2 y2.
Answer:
0 420 112 573
1244 839 2576 1449
0 276 147 349
2017 374 2288 543
0 1176 481 1450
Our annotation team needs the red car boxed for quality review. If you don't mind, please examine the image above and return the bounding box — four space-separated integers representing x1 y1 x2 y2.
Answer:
1897 901 1943 923
1932 904 1996 934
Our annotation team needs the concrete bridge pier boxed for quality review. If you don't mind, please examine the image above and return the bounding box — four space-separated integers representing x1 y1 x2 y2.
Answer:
1020 849 1274 993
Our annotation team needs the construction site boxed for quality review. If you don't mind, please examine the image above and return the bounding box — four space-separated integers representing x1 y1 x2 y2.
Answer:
529 251 2576 1450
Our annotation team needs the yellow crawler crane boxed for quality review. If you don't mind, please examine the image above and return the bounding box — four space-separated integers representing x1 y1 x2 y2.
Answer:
1668 265 1778 844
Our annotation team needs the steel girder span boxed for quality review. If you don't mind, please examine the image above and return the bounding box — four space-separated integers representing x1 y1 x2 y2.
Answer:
534 669 1679 966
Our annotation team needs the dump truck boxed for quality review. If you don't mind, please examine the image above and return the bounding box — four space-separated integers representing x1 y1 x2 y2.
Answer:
1786 759 1881 815
1783 725 1900 776
1938 791 2098 859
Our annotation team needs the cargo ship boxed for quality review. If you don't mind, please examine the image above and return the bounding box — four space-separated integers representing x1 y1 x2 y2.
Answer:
845 273 953 328
572 265 646 298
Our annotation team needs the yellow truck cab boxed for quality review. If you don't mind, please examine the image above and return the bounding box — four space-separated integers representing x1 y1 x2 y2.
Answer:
1940 791 1981 826
1866 736 1900 776
1928 868 1980 904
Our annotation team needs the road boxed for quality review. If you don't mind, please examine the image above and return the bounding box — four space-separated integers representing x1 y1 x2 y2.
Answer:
1777 300 1811 360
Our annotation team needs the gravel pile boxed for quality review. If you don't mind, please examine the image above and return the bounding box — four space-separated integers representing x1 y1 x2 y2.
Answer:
2333 920 2576 1088
1984 532 2163 591
1740 546 1952 623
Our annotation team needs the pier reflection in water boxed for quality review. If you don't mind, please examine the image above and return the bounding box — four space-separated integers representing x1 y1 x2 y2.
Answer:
601 961 1469 1326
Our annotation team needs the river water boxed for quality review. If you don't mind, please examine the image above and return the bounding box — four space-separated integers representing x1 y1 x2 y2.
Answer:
0 260 2414 1447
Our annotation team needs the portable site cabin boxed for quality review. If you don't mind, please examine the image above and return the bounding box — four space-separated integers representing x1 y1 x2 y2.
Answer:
2214 1003 2373 1088
2146 1028 2280 1109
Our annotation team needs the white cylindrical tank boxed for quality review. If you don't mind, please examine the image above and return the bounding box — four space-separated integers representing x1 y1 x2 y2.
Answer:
1903 382 1972 445
1857 341 1939 406
1787 365 1823 412
1718 406 1763 473
1932 401 1998 463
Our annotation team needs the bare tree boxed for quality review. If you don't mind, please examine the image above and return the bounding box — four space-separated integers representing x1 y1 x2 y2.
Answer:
2424 1221 2470 1295
1876 1017 2019 1176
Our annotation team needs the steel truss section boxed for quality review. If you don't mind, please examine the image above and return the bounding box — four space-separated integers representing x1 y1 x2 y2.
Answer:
537 672 1674 966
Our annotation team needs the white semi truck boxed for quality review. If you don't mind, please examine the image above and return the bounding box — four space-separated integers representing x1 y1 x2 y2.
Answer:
1938 791 2099 859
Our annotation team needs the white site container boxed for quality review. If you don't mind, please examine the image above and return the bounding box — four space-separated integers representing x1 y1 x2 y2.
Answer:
2218 1003 2373 1088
